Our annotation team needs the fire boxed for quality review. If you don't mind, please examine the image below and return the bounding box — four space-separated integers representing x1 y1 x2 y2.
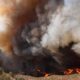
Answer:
75 68 80 74
44 73 50 77
35 66 50 77
35 66 80 76
64 68 80 75
64 69 73 75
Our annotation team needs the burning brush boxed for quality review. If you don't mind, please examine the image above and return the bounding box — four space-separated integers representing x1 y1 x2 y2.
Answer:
0 0 80 77
64 68 80 75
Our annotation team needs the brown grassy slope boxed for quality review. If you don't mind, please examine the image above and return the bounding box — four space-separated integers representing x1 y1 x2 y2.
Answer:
0 71 80 80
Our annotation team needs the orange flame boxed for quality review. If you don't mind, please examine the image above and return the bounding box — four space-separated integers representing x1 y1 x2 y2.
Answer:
44 73 50 77
75 68 80 74
35 66 50 77
35 66 80 76
64 69 73 75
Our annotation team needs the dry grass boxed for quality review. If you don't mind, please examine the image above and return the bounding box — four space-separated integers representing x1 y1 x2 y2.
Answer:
0 69 80 80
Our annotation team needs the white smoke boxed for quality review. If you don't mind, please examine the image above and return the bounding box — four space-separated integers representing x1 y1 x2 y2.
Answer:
41 0 80 55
